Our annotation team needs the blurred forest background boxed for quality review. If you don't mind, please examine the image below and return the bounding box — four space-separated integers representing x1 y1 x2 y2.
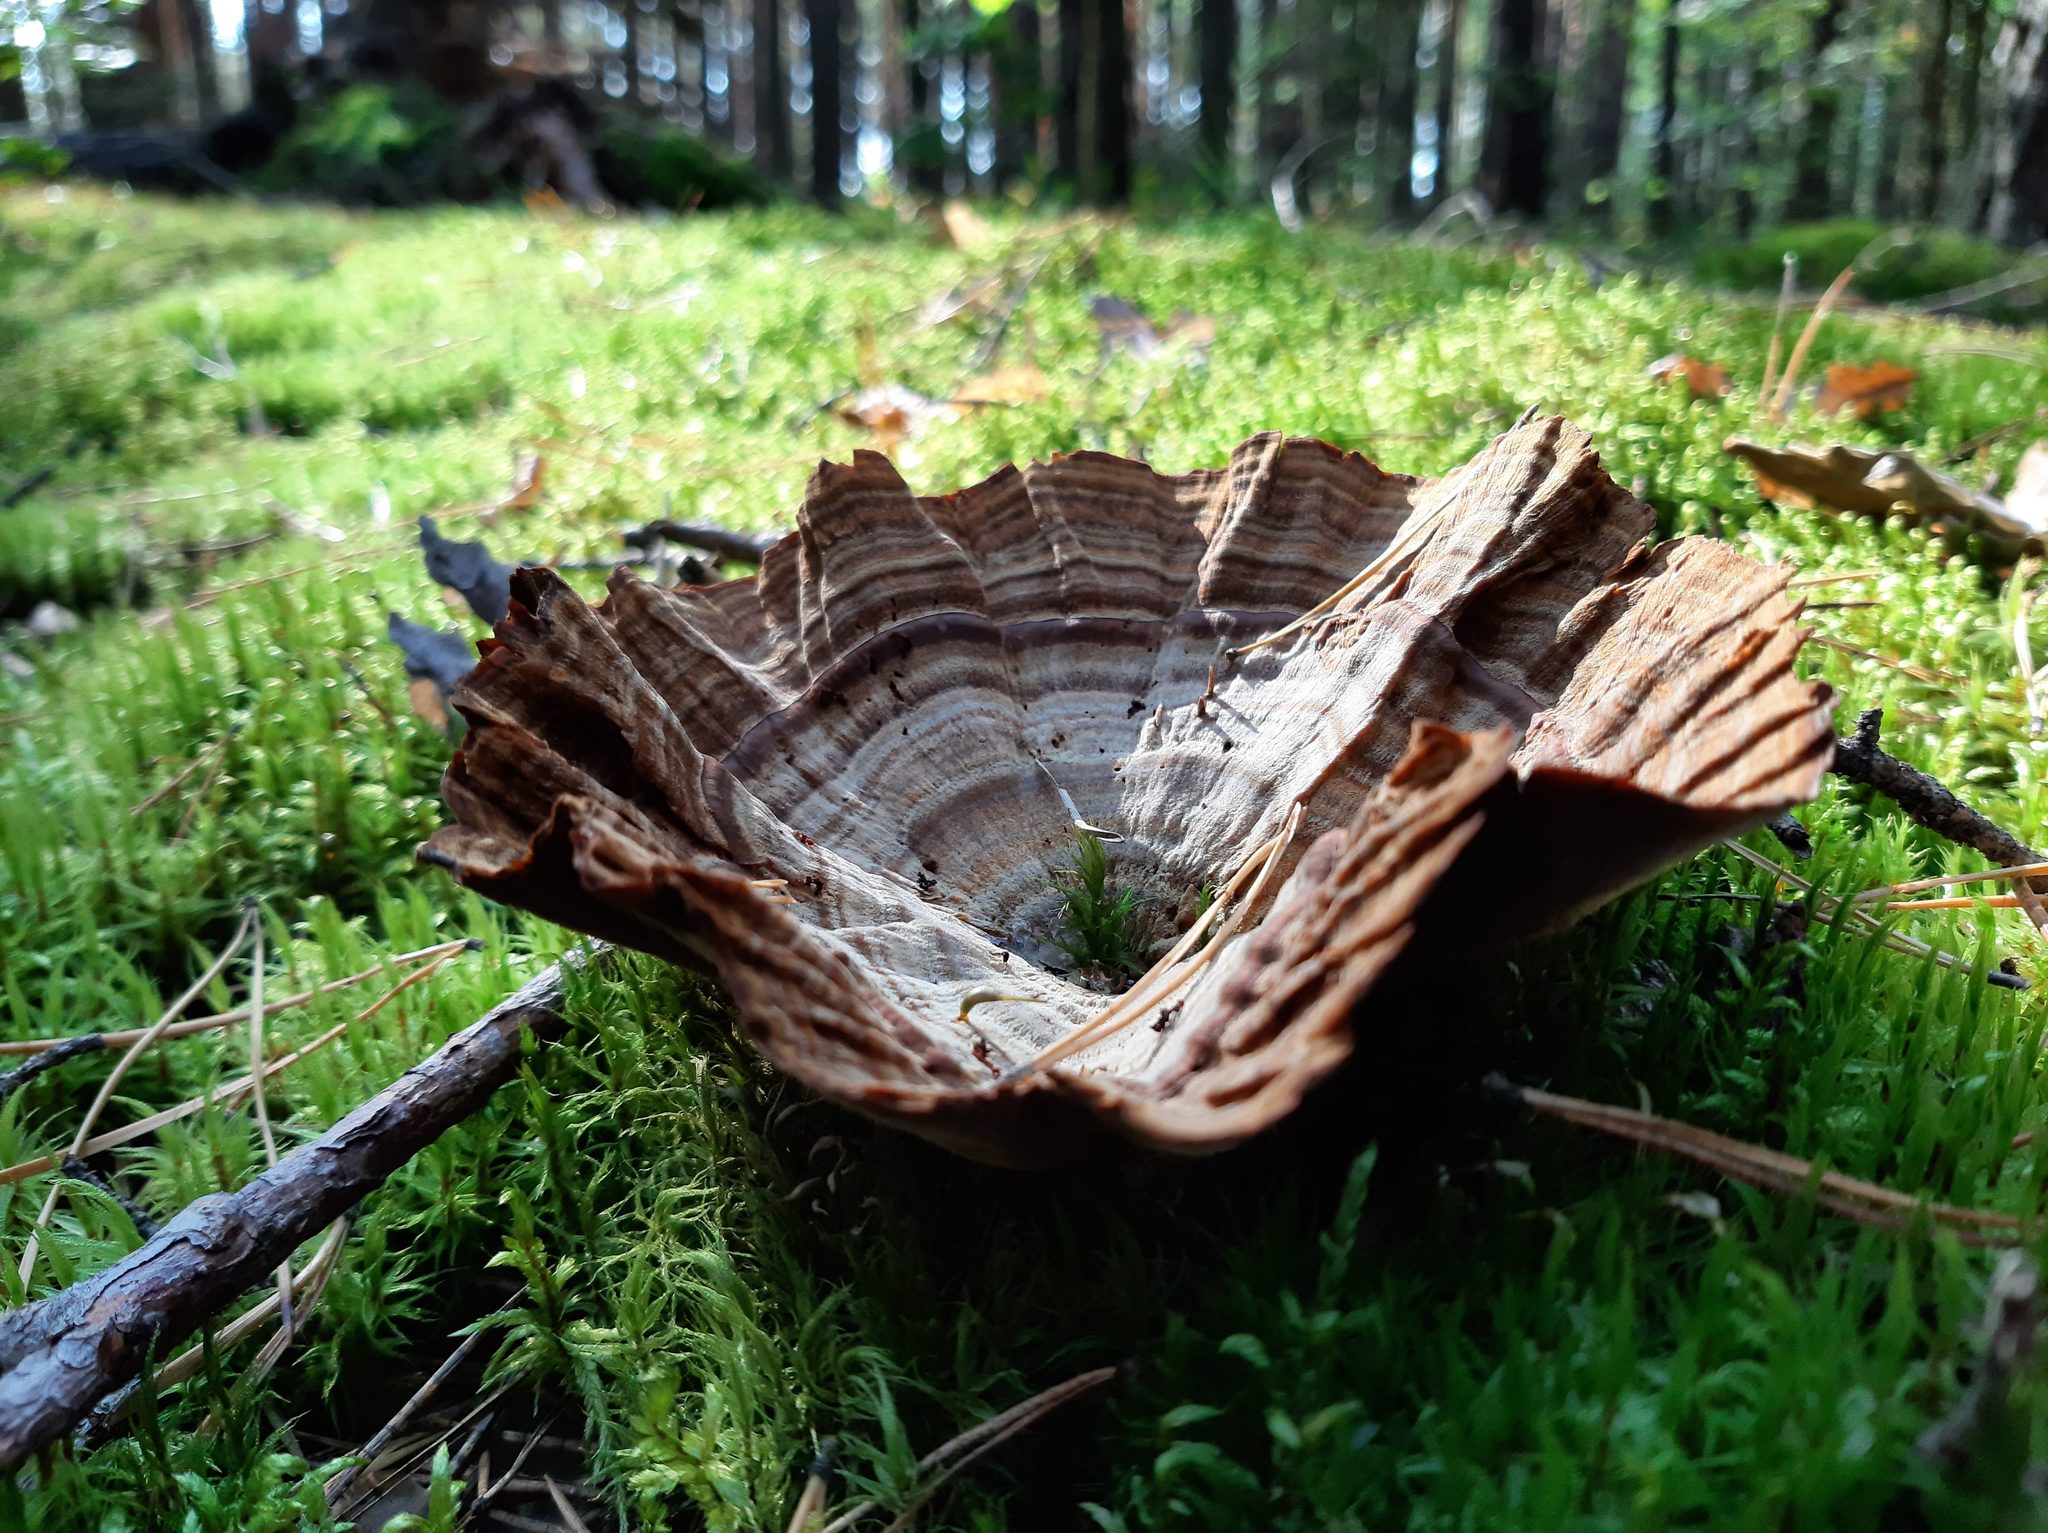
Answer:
1 0 2043 246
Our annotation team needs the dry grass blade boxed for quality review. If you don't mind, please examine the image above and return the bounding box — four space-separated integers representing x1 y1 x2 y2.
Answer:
1770 262 1859 420
1787 568 1883 590
1758 252 1797 414
244 921 297 1347
1852 861 2048 904
1807 634 1966 687
0 939 474 1058
1502 1079 2026 1242
17 904 259 1288
139 1216 348 1404
129 728 237 816
546 1476 594 1533
818 1365 1121 1533
1888 894 2031 911
1718 839 2023 988
0 942 476 1188
325 1294 515 1512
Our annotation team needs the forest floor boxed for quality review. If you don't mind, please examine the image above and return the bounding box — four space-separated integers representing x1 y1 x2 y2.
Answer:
4 188 2048 1532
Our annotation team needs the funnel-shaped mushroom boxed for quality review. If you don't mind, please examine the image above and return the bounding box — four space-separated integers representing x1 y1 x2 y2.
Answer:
422 418 1835 1165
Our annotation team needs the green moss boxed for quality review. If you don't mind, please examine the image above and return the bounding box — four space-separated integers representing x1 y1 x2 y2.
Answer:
3 187 2048 1529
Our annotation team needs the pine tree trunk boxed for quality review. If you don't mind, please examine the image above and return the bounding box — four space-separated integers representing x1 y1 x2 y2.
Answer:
1199 0 1238 167
1791 0 1846 214
1989 0 2048 244
245 1 297 66
1577 0 1635 217
1057 0 1084 184
1478 0 1551 217
757 0 794 181
1647 0 1679 232
993 0 1044 188
807 0 845 205
1919 0 1955 220
1430 0 1464 200
1957 0 1988 224
1382 0 1421 217
1092 0 1134 201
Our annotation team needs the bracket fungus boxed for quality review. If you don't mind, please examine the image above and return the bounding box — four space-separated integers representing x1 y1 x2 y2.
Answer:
421 417 1835 1166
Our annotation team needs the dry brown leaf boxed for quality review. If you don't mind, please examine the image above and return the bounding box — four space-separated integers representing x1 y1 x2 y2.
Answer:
1726 435 2043 552
1648 353 1732 400
1815 360 1918 418
425 419 1833 1165
407 678 449 732
956 365 1050 405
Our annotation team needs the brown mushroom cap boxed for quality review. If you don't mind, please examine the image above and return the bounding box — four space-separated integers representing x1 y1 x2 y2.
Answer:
421 418 1835 1166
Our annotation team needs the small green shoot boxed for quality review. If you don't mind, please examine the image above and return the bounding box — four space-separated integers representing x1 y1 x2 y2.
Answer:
1051 833 1148 978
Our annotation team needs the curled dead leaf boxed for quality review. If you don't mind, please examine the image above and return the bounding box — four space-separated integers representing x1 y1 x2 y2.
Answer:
1647 353 1731 401
1815 360 1918 419
1726 435 2041 553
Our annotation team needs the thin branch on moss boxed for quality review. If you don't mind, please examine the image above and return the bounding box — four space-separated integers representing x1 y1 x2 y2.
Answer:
0 960 576 1473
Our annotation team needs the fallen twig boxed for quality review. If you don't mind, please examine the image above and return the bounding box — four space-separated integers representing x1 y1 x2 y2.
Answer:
0 960 575 1471
1831 708 2048 939
621 518 780 566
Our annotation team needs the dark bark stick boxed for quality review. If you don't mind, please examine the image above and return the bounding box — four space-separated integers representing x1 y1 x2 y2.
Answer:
622 520 780 565
1830 709 2047 885
0 963 572 1473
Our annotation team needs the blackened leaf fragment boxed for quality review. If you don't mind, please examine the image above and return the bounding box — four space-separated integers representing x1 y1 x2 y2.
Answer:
419 515 513 624
388 612 476 734
387 613 476 696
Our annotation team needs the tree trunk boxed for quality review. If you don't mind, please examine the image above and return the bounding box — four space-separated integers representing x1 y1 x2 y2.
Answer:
1382 0 1422 217
1958 0 1989 225
1199 0 1238 168
993 0 1045 188
1577 0 1634 216
1430 0 1464 201
1259 0 1299 174
1056 0 1084 184
245 1 296 65
757 0 794 180
1918 0 1955 220
1791 0 1846 214
806 0 845 206
1092 0 1134 201
1477 0 1551 217
1989 0 2048 244
143 0 205 128
1646 0 1679 232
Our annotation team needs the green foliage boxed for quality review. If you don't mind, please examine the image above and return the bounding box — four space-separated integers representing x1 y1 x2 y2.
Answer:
1051 832 1147 977
3 188 2048 1529
1697 219 2048 322
596 122 769 211
256 84 464 205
